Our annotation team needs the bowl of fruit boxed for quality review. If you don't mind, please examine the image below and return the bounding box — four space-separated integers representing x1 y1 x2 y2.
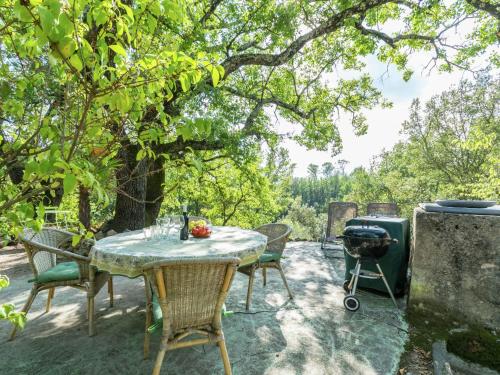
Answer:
189 220 212 238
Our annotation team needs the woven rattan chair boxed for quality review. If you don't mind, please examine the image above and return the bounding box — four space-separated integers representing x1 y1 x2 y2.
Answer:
322 202 358 250
8 228 113 340
237 223 293 311
367 202 399 217
142 257 239 375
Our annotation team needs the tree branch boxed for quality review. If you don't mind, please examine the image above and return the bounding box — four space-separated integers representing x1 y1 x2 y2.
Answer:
199 0 224 25
158 136 224 155
222 86 313 119
466 0 500 19
221 0 391 77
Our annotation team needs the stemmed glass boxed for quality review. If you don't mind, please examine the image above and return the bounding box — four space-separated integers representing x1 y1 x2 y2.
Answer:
171 215 184 239
158 216 172 240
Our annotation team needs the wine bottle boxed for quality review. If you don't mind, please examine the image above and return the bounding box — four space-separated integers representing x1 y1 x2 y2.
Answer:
180 204 189 240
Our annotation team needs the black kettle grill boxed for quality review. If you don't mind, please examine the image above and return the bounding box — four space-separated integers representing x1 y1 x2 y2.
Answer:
340 223 399 311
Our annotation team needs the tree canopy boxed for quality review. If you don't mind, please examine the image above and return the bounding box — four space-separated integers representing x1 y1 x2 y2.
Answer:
0 0 498 236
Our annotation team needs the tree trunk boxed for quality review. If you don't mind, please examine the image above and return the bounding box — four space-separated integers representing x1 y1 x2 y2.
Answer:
145 158 165 226
112 146 148 232
79 185 91 230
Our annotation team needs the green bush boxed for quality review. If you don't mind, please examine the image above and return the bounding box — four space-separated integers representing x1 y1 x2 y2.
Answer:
281 198 326 241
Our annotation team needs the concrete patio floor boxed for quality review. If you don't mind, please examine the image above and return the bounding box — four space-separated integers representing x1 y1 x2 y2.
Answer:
0 242 408 375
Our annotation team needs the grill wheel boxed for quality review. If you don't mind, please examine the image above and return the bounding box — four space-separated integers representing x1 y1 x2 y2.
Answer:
343 296 360 312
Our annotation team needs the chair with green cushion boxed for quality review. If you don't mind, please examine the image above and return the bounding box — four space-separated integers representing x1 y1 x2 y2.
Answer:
238 223 293 311
8 227 113 340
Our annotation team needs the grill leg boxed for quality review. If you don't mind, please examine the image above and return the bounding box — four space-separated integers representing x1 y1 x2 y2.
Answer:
350 260 361 296
375 262 398 308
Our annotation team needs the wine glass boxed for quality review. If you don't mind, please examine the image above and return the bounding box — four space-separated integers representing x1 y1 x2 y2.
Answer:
171 215 184 239
143 227 152 241
160 216 172 240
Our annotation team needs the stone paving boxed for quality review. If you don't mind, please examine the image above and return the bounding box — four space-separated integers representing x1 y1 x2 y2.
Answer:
0 242 408 375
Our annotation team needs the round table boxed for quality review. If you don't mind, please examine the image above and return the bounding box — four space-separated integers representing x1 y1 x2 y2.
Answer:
90 226 268 278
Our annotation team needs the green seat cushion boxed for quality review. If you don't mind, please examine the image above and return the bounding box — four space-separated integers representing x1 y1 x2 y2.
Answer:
259 252 281 263
147 293 163 333
31 262 80 283
152 293 162 322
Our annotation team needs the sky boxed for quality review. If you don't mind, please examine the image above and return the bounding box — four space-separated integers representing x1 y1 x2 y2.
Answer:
276 15 480 177
280 53 475 177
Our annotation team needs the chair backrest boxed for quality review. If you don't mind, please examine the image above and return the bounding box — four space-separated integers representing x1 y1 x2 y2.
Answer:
254 223 292 256
143 257 239 333
19 228 74 277
366 202 399 217
325 202 358 239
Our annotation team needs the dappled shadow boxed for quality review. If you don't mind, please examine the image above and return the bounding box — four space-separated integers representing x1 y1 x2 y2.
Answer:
0 242 407 374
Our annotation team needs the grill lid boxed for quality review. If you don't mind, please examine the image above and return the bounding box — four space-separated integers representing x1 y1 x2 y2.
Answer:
342 224 389 240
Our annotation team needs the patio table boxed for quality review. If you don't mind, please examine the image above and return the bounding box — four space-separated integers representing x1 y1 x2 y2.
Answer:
90 226 267 278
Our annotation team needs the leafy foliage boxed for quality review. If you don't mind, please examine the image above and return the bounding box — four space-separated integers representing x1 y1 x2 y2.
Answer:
347 76 499 219
282 198 327 241
0 275 26 328
0 0 497 237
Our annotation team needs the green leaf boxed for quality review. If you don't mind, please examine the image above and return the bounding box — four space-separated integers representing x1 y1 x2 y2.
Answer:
176 124 193 140
179 73 190 92
71 234 82 247
13 3 32 22
93 7 109 26
109 44 127 57
57 36 77 58
69 54 83 71
211 67 220 87
136 149 146 160
119 3 134 20
0 275 9 289
63 174 77 194
38 6 54 33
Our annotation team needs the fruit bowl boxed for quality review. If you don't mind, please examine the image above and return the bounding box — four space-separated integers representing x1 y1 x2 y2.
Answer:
191 226 212 238
192 231 211 238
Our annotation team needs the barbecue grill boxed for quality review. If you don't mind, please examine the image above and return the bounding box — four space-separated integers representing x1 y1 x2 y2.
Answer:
340 222 399 311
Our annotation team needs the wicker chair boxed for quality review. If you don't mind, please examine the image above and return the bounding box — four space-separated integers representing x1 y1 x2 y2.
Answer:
142 257 240 375
367 202 399 217
321 202 358 250
237 223 293 311
9 228 113 340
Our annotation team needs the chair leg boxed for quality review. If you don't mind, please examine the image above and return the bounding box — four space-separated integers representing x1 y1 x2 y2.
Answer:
9 287 38 341
276 263 293 299
144 277 152 359
262 268 267 287
218 338 232 375
45 287 55 313
88 296 95 337
108 277 114 308
152 342 167 375
245 267 256 311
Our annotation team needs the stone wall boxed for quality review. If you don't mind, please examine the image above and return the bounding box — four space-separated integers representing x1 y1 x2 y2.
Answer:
409 208 500 329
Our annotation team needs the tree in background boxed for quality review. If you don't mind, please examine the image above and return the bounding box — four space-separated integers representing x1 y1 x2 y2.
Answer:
307 164 319 179
347 76 499 218
322 162 335 178
159 150 291 229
